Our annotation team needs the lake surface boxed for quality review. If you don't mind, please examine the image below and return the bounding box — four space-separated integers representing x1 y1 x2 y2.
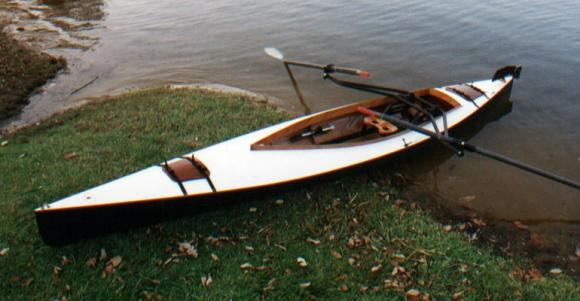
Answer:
2 0 579 270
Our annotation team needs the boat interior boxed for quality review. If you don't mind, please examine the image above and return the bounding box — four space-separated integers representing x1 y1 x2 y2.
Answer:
251 87 462 150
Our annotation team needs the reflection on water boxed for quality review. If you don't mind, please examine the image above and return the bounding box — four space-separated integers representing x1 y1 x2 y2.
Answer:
1 0 579 273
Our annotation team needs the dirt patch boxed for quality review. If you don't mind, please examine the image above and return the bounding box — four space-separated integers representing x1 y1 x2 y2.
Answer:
0 23 65 120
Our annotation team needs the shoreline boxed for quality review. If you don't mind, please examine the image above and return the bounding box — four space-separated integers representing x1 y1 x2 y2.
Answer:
0 23 65 121
1 82 286 136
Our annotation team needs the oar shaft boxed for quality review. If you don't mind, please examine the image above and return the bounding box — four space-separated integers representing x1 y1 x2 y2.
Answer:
284 60 370 77
358 107 580 191
466 144 580 190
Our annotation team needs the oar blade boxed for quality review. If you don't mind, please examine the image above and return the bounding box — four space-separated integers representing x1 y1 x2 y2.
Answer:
264 47 284 60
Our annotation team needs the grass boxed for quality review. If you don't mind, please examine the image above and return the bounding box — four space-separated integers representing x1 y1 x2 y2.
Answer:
0 89 578 300
0 24 65 120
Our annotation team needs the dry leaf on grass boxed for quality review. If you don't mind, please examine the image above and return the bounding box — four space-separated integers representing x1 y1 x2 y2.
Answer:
274 244 287 251
405 289 420 300
61 256 71 266
23 278 34 287
63 152 79 160
210 253 220 262
0 248 9 256
85 257 97 268
240 262 254 270
104 256 122 273
264 278 276 291
305 238 321 246
459 195 476 210
330 250 342 259
99 248 107 261
527 268 543 282
299 282 311 289
53 266 62 276
471 218 486 227
296 257 308 268
549 268 562 276
371 264 383 273
201 274 213 288
178 242 198 258
513 221 529 230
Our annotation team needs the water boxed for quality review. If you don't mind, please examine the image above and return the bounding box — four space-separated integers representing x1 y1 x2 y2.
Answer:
2 0 579 269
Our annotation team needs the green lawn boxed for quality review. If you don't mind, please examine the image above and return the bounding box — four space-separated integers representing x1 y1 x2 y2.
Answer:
0 89 577 300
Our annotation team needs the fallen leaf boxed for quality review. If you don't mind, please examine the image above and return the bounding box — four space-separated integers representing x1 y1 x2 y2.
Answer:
0 141 8 147
348 257 356 265
0 248 9 256
443 225 452 233
406 289 421 300
178 242 198 258
394 199 407 208
210 253 220 262
471 218 486 227
255 265 271 271
201 274 213 288
339 285 349 292
61 256 71 266
549 268 562 276
85 257 97 268
63 152 79 160
249 207 257 213
452 291 464 300
306 237 321 246
299 282 311 289
459 195 476 210
23 278 34 286
240 262 254 270
245 246 255 252
527 268 543 282
99 248 107 261
575 246 580 258
360 286 369 293
104 256 122 273
264 278 276 291
275 199 284 205
513 221 529 230
296 257 308 268
391 266 399 276
371 264 383 273
275 244 287 251
528 233 553 250
53 266 62 276
143 291 161 300
330 250 342 259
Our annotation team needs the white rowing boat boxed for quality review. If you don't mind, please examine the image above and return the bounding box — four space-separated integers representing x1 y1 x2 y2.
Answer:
35 60 520 245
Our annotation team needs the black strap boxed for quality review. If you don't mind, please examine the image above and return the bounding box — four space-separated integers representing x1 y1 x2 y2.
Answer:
161 160 188 195
182 155 217 193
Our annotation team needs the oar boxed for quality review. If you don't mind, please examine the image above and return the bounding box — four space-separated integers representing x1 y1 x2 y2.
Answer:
265 47 370 114
265 47 370 77
357 107 580 191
